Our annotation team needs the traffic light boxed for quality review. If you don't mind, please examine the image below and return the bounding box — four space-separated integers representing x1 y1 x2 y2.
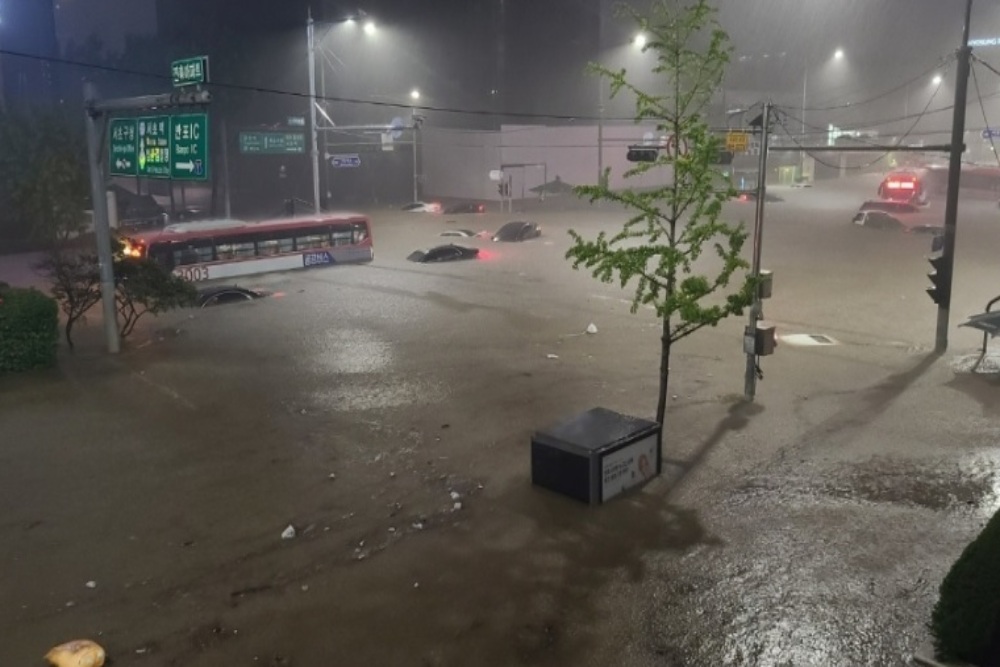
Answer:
927 253 951 307
627 146 659 162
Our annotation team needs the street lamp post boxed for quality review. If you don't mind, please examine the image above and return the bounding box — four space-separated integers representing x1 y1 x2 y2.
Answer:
410 88 421 202
307 10 320 214
307 12 376 214
801 48 844 178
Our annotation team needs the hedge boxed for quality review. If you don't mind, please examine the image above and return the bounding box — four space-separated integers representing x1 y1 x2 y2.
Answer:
0 285 59 372
932 506 1000 666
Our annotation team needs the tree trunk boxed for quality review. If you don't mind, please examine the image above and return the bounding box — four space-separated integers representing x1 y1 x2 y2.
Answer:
64 319 75 351
656 314 672 425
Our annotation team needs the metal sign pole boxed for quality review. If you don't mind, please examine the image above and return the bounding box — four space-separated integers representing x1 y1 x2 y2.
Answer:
83 82 121 354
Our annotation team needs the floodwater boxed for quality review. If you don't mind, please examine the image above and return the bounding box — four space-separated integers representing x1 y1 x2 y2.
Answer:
2 177 999 666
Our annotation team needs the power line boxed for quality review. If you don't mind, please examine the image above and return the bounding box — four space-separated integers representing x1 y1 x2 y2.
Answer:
0 47 632 124
801 53 955 113
970 61 1000 170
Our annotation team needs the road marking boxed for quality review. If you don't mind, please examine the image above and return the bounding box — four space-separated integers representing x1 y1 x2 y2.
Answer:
131 372 196 410
779 333 840 347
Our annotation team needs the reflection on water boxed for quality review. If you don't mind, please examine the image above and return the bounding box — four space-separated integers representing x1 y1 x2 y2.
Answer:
312 379 447 412
313 328 393 374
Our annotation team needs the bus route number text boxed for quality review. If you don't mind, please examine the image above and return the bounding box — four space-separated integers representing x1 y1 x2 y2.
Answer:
303 251 334 267
176 265 210 282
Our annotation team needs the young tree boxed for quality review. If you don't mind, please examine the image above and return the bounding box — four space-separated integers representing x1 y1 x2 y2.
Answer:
35 251 102 350
566 0 755 425
114 245 197 338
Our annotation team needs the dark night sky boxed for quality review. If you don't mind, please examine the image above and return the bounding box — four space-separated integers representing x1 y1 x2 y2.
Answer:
31 0 1000 133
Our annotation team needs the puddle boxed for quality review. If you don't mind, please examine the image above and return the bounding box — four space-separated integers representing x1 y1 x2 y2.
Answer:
733 455 1000 516
312 378 447 412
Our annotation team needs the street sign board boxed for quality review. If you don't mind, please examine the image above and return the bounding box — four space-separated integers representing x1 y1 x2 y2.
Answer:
726 130 751 153
981 128 1000 140
172 56 209 88
330 154 361 168
170 114 208 180
109 118 138 177
287 116 306 127
137 115 172 178
130 114 209 181
239 131 306 155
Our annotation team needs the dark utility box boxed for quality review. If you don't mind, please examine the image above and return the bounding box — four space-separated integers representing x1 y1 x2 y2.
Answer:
531 407 662 504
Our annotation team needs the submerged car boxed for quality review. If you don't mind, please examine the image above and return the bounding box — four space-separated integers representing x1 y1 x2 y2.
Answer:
851 210 940 234
196 285 266 308
439 229 486 238
443 202 486 214
492 221 541 242
407 244 480 263
401 201 442 213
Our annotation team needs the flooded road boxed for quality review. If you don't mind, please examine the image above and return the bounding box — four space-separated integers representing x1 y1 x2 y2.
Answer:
2 177 999 665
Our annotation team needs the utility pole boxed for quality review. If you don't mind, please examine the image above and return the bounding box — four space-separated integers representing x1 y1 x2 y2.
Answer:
744 101 772 401
935 0 974 352
83 82 121 354
221 117 232 219
306 9 321 214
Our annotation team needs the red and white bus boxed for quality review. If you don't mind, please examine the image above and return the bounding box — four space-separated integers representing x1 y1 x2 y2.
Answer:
123 213 373 283
877 170 925 203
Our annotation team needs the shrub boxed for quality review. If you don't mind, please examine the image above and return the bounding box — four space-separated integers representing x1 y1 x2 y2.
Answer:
0 286 59 372
932 507 1000 665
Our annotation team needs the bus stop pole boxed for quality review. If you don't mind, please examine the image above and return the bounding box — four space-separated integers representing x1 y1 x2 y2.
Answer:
83 81 121 354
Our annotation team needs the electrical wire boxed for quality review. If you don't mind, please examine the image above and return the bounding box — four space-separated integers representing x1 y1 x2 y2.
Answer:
970 61 1000 170
800 53 955 113
771 78 946 172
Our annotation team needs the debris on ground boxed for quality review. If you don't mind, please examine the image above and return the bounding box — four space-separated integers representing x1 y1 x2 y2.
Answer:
546 354 559 359
281 525 297 540
85 581 97 589
44 639 106 667
586 323 598 334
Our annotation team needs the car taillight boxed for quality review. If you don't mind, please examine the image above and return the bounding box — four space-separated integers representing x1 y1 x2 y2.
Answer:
478 204 485 212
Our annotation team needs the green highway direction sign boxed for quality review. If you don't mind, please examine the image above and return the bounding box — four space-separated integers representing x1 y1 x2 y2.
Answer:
239 131 306 155
170 114 209 179
172 56 209 88
109 118 138 176
109 114 209 180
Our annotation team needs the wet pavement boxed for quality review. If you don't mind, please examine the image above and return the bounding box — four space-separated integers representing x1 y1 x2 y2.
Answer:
2 177 1000 666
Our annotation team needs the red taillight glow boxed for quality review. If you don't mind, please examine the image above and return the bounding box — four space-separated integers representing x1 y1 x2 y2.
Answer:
477 249 496 261
478 204 485 212
122 241 144 258
738 194 749 201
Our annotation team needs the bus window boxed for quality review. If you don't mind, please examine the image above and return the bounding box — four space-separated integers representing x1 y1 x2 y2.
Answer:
148 244 175 270
174 241 214 265
294 232 330 250
332 227 353 246
216 239 255 260
352 223 369 244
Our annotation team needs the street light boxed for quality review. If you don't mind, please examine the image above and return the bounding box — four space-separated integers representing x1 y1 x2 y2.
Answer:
307 10 377 213
410 88 420 101
801 47 847 177
633 33 647 49
596 34 650 186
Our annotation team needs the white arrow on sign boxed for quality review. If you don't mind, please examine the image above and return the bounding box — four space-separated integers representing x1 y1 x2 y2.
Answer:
175 161 195 172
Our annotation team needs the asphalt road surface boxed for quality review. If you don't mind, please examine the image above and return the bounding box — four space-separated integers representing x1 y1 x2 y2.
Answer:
2 175 999 666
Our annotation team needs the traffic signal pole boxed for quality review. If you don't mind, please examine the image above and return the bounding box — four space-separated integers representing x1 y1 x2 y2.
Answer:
935 0 974 352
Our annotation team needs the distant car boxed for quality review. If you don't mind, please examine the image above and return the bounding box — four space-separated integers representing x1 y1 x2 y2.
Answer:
439 229 481 238
791 178 813 188
734 190 783 203
443 202 486 214
401 201 442 213
492 221 542 242
196 285 265 308
407 244 480 263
